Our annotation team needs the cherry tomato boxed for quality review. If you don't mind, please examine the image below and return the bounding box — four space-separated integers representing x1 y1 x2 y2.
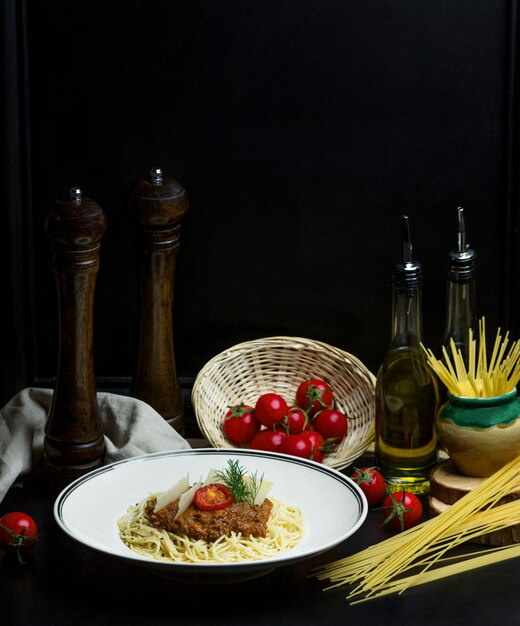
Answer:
250 428 287 452
254 393 289 427
282 407 310 435
296 378 334 416
279 434 314 459
193 484 233 511
223 403 260 444
313 408 348 443
301 430 325 462
0 511 39 563
381 490 423 531
352 467 386 506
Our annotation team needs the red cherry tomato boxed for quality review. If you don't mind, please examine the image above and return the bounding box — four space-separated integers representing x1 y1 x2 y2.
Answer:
301 430 325 462
381 490 423 531
283 407 310 435
250 428 287 452
223 403 260 444
313 408 348 443
279 434 314 459
254 393 289 427
296 379 334 416
0 511 39 563
352 467 386 506
193 484 233 511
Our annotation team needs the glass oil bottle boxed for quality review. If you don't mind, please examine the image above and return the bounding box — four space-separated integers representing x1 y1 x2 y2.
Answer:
375 215 439 495
439 207 477 367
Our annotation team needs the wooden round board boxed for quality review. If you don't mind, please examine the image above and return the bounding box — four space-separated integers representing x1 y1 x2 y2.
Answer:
429 459 520 546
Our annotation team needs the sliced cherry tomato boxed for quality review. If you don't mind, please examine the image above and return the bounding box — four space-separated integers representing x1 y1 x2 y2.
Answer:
300 430 326 462
381 490 423 531
352 467 386 506
279 434 314 459
296 378 334 416
0 511 39 563
282 407 310 435
193 484 233 511
313 408 348 443
223 403 260 444
254 393 289 427
250 428 287 452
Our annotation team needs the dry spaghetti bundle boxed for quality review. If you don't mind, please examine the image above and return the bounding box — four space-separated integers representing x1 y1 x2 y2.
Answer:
421 318 520 398
310 453 520 603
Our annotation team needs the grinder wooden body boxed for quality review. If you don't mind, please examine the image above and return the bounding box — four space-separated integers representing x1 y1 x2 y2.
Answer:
44 189 106 480
129 169 189 433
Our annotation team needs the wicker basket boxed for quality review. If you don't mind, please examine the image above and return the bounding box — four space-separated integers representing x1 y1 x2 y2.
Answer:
192 336 376 470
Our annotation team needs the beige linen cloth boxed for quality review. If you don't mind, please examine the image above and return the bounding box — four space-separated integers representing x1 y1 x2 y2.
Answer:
0 387 191 502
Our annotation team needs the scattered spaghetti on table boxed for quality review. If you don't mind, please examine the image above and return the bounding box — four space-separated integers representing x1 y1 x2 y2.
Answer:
310 453 520 603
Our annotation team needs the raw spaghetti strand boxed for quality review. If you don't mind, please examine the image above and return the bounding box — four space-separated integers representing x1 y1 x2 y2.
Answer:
421 317 520 397
310 453 520 602
350 544 520 604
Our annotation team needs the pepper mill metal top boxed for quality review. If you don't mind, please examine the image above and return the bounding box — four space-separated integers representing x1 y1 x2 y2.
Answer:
129 167 189 227
46 187 107 248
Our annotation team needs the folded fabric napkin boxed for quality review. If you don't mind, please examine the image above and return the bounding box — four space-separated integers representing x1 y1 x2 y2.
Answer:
0 387 191 503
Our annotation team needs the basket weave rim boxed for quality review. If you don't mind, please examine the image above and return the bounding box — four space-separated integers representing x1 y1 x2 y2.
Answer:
193 336 376 387
191 336 376 470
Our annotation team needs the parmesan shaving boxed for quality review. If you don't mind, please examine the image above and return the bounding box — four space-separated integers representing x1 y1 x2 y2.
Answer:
153 474 189 513
202 469 222 486
242 476 273 505
175 479 203 519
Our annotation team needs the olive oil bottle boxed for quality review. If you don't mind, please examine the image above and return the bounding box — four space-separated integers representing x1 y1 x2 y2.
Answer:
440 207 477 365
375 216 439 495
437 207 477 406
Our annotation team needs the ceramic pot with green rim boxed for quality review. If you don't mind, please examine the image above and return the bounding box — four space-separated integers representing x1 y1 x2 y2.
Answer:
436 389 520 477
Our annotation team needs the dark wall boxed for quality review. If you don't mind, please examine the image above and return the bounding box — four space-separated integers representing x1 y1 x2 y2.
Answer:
2 0 519 409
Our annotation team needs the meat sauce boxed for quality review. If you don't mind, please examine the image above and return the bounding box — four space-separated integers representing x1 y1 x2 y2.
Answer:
146 496 273 543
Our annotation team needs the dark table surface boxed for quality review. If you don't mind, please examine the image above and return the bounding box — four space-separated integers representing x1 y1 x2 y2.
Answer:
1 452 519 626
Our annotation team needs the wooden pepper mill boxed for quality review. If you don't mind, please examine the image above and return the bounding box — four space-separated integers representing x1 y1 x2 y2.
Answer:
129 168 189 433
44 187 106 480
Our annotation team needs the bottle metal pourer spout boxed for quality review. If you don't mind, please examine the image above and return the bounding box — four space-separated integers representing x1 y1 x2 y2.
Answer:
394 215 422 295
448 206 476 282
402 214 413 264
457 207 467 254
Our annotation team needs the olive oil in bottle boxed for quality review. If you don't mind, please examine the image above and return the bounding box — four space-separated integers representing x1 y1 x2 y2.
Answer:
375 216 439 495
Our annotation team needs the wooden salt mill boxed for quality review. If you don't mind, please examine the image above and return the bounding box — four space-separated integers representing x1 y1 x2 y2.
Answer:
129 168 189 433
44 187 106 480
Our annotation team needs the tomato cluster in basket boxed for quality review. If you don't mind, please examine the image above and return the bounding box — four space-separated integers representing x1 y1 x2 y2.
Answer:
223 378 349 463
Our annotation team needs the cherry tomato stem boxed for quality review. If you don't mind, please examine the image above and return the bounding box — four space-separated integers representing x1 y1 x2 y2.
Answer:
0 512 39 564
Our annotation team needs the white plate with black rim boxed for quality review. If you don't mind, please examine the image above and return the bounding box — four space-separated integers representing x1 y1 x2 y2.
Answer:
54 448 367 581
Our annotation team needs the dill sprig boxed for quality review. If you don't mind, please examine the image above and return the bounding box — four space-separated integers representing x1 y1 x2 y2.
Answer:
214 459 264 506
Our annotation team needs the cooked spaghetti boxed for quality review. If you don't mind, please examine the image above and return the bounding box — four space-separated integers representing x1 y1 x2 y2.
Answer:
117 494 305 564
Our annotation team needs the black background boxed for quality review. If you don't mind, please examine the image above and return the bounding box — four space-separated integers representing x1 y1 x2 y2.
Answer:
2 0 519 413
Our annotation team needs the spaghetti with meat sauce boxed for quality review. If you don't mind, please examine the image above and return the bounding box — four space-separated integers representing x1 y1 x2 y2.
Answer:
145 496 273 542
117 460 305 563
